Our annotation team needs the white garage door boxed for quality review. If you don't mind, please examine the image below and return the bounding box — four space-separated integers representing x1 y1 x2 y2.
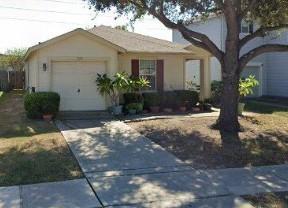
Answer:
52 61 106 111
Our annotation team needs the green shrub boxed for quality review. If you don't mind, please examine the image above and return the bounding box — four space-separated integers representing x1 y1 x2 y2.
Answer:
143 92 161 108
161 91 177 108
126 103 143 113
174 90 199 107
211 81 223 107
24 92 60 119
123 93 144 105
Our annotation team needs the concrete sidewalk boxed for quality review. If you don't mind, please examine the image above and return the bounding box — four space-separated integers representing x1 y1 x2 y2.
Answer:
55 119 288 208
2 119 287 208
0 179 101 208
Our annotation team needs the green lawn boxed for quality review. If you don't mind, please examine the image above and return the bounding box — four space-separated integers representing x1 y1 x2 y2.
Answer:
0 90 83 186
245 101 288 117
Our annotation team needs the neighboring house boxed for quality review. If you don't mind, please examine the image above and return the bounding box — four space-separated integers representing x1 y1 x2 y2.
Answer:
173 16 288 97
24 26 211 111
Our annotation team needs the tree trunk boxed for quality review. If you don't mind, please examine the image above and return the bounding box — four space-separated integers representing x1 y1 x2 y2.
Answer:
218 60 241 145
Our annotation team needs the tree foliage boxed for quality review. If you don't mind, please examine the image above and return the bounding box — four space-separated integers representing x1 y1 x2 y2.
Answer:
0 48 26 71
86 0 288 67
239 75 259 99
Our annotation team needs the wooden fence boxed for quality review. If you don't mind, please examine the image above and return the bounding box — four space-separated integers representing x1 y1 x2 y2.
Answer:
0 70 25 91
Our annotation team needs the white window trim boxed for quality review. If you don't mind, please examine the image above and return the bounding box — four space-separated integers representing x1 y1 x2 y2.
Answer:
241 21 253 34
139 59 157 92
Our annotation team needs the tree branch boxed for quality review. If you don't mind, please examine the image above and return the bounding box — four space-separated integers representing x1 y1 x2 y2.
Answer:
134 0 224 61
240 44 288 69
240 24 288 48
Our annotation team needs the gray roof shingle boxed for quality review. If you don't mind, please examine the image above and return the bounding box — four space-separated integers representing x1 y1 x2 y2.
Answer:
88 26 191 53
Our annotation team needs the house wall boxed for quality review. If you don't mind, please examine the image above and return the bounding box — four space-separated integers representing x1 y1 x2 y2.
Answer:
265 32 288 96
173 17 223 82
26 52 38 91
173 16 288 97
118 53 186 91
26 33 118 92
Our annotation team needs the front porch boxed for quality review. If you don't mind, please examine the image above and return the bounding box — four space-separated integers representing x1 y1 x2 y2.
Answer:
183 45 212 101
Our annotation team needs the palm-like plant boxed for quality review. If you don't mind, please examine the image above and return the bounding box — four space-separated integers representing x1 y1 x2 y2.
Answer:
126 76 150 92
96 72 130 106
96 72 150 111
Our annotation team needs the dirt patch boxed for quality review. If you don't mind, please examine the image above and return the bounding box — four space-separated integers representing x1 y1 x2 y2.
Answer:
128 114 288 169
243 192 288 208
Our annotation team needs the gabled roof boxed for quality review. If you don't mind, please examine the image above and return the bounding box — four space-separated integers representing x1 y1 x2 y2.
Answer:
88 26 190 54
24 26 192 60
24 28 126 60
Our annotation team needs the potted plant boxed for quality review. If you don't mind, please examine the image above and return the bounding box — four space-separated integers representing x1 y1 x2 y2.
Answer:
96 72 129 115
144 93 161 113
126 103 143 115
203 99 212 111
123 76 149 112
238 75 259 115
162 91 175 113
179 105 187 113
42 103 57 122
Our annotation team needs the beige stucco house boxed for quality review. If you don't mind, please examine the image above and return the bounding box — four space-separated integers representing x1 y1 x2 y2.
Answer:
24 26 211 111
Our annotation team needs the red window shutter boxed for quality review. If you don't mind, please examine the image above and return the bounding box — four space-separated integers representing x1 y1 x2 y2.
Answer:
131 59 139 78
156 60 164 92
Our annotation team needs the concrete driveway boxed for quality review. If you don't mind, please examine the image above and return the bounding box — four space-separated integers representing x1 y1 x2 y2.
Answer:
56 119 288 208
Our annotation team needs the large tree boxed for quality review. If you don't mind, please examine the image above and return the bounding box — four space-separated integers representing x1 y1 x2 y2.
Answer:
85 0 288 141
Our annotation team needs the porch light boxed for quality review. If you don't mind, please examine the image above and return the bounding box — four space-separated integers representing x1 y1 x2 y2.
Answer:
43 63 47 71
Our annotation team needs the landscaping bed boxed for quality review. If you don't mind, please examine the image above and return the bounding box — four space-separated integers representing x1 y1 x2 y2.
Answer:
128 102 288 169
243 192 288 208
0 90 82 186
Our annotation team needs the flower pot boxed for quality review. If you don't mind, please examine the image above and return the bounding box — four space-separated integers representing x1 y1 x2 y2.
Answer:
143 109 149 114
112 105 123 115
163 108 173 113
43 114 53 122
192 107 201 112
150 106 160 114
204 103 212 111
238 102 245 116
179 106 187 113
128 109 137 115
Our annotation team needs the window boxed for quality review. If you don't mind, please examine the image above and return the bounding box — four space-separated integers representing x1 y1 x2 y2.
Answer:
139 60 156 91
241 21 253 34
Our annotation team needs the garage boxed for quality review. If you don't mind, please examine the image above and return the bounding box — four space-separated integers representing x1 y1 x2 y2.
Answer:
51 60 106 111
241 65 263 97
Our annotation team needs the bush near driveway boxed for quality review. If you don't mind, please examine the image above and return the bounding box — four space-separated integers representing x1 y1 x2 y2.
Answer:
24 92 60 119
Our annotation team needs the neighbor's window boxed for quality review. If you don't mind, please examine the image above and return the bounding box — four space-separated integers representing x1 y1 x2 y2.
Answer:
241 21 253 34
139 60 156 91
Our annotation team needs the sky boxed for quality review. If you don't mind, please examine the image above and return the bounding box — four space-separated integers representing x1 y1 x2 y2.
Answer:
0 0 172 53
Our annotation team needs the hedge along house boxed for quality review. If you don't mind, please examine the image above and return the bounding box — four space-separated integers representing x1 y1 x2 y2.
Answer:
24 26 211 111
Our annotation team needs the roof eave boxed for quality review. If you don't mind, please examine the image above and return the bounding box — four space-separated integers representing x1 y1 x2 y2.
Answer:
24 28 127 61
125 50 193 54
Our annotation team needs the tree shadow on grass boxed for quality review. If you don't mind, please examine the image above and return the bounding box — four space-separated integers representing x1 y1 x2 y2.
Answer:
138 126 288 169
59 119 288 207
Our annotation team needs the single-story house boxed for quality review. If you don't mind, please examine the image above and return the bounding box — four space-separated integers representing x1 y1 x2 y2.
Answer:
24 26 211 111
